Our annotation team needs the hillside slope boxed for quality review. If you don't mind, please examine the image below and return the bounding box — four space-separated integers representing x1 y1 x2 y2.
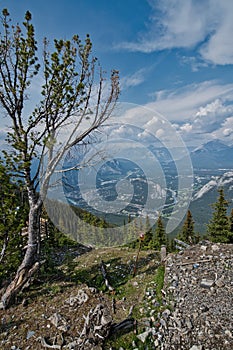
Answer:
0 242 232 349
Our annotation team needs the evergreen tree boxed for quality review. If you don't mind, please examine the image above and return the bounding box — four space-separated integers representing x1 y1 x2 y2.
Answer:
133 218 139 237
143 215 153 247
207 188 231 243
228 209 233 243
153 215 166 248
167 238 176 253
0 161 27 282
194 231 201 244
127 215 136 245
178 210 195 244
144 215 151 234
230 209 233 233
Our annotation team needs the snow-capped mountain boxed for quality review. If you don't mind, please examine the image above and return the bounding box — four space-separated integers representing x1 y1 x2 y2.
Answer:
51 138 233 233
193 171 233 200
189 170 233 233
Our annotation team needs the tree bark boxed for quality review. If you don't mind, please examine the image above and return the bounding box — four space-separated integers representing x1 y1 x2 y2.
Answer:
0 231 9 263
0 201 42 309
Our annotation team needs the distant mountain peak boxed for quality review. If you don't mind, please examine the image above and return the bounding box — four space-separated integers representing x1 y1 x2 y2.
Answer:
191 139 233 170
204 139 229 150
193 139 229 153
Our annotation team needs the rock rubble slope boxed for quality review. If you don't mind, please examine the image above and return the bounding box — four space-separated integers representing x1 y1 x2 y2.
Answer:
162 241 233 350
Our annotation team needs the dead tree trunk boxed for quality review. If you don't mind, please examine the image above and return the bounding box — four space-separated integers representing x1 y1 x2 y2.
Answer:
0 200 42 309
0 231 9 263
100 260 114 292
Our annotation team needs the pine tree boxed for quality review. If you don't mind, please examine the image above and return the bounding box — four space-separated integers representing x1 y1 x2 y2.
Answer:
228 209 233 243
144 215 151 234
230 209 233 232
178 210 195 244
153 215 166 249
143 215 153 247
127 215 135 245
167 238 176 253
0 161 26 282
207 188 231 243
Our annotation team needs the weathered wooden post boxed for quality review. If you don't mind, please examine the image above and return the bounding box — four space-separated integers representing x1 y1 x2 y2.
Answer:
160 245 167 263
133 232 144 277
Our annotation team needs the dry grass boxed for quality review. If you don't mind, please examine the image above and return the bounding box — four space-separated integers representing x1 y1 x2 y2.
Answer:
0 247 161 349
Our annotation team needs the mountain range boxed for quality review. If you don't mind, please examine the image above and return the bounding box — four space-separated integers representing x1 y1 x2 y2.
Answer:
190 140 233 169
190 170 233 233
46 138 233 235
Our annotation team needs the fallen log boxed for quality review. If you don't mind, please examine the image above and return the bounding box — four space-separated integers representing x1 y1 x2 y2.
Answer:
180 259 213 266
109 318 135 336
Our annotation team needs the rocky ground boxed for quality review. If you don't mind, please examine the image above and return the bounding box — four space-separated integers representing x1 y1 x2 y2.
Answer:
152 241 233 350
0 242 232 350
113 241 233 350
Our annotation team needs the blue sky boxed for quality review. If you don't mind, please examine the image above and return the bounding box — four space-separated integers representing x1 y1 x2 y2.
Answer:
1 0 233 147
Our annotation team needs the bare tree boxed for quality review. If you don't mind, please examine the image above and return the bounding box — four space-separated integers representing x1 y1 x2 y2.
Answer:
0 9 119 308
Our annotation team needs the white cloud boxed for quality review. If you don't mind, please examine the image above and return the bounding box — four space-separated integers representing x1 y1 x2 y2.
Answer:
192 99 233 133
155 128 165 138
176 96 233 145
180 55 209 72
223 128 233 136
200 1 233 64
113 81 233 147
118 0 233 65
147 80 233 122
121 68 146 88
212 116 233 141
180 123 192 132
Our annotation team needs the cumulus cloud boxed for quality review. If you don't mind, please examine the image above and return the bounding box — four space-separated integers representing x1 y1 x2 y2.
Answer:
212 116 233 141
180 123 193 133
177 97 233 145
113 81 233 147
192 99 233 132
223 127 233 137
147 80 233 122
118 0 233 65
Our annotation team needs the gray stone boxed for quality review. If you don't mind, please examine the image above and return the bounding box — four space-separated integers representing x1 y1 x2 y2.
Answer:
160 242 233 349
48 312 68 332
88 287 98 293
26 330 35 340
186 318 193 329
66 289 89 306
225 329 232 337
215 277 225 287
211 244 219 251
200 279 214 288
162 308 171 318
160 318 167 328
137 330 150 343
